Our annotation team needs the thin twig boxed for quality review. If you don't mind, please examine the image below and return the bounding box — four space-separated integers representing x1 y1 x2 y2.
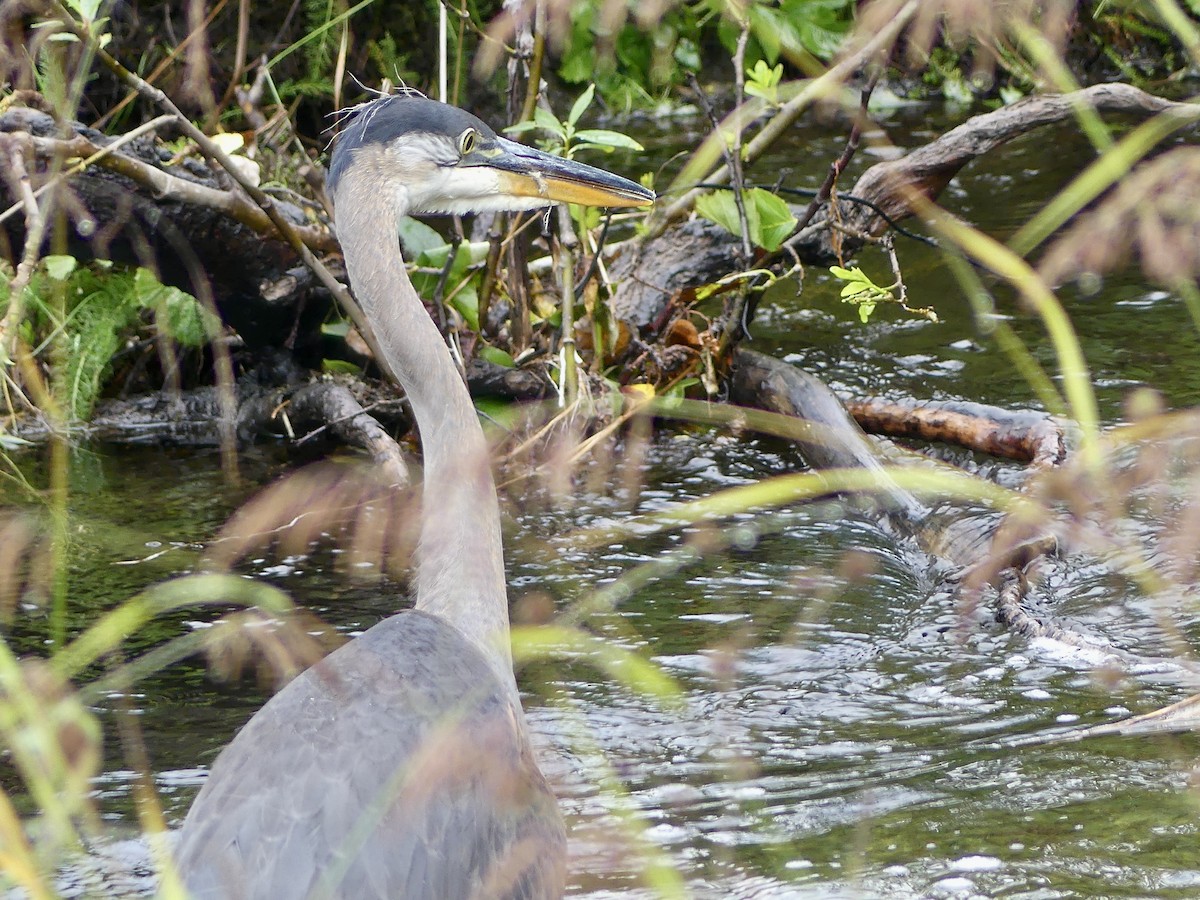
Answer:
715 19 762 357
689 73 753 264
431 219 464 333
554 207 578 406
476 220 505 334
573 212 612 300
796 71 879 233
881 233 908 307
519 1 546 124
729 22 754 262
1 137 49 363
294 397 407 445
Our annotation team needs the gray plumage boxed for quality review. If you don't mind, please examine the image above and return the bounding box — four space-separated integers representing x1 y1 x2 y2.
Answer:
176 611 564 899
326 93 496 194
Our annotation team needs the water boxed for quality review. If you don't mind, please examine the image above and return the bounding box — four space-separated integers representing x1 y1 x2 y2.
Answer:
6 108 1200 898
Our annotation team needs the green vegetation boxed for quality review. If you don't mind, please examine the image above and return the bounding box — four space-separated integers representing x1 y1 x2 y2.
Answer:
696 188 797 252
0 260 216 423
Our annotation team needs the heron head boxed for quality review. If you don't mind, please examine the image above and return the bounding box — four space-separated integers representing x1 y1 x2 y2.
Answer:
327 93 655 216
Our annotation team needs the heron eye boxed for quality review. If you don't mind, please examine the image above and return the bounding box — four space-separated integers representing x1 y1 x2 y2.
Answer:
459 129 477 156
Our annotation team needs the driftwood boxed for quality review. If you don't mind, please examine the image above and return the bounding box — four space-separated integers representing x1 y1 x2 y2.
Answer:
844 397 1066 468
789 82 1200 262
607 219 741 331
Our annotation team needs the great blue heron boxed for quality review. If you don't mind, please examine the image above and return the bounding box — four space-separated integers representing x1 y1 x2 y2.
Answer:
173 92 653 898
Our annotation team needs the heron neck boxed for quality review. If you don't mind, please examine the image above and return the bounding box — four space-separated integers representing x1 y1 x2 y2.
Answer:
333 176 514 687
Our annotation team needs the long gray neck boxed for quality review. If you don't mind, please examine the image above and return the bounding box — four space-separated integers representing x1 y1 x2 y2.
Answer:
333 167 514 688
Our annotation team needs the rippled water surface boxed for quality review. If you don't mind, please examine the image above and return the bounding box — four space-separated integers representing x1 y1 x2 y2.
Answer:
6 107 1200 898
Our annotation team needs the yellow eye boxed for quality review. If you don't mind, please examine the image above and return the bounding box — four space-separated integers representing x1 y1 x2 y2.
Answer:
459 129 477 155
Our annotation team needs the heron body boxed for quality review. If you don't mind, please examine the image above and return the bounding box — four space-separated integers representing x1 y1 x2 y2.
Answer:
173 93 652 898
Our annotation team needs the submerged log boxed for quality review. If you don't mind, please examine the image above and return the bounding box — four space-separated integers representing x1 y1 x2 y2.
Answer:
9 365 411 485
725 348 1081 649
729 348 928 524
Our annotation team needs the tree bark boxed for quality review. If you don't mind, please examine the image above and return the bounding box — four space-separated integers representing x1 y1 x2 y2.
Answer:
0 106 332 354
844 396 1066 468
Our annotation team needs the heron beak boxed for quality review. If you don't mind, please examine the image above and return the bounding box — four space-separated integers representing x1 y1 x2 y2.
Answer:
485 137 655 209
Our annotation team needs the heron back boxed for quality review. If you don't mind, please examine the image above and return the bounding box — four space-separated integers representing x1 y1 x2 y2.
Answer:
174 609 566 899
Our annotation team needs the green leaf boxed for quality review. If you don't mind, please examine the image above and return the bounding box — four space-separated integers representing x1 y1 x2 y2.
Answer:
695 191 742 242
533 105 565 138
748 6 783 63
695 188 796 252
478 345 516 368
749 188 797 251
745 59 783 104
504 120 541 135
133 268 220 346
321 321 350 337
831 265 878 293
461 240 491 266
744 82 769 102
321 358 362 375
779 0 852 58
573 129 644 151
397 217 446 258
830 265 896 323
567 83 596 129
448 286 479 332
43 256 77 281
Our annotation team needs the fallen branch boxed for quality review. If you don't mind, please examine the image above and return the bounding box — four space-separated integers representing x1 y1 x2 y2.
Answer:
245 382 411 486
788 82 1200 261
844 396 1066 468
